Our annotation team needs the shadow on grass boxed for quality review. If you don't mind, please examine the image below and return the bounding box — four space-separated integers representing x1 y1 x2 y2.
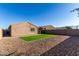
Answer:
41 36 79 56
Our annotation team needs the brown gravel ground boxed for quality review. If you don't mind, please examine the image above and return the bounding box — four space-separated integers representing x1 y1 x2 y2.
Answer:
41 36 79 56
0 36 69 56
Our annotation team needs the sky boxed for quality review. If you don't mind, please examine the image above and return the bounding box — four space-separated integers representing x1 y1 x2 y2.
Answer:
0 3 79 29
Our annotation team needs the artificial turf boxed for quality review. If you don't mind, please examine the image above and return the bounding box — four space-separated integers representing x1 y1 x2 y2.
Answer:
20 34 56 41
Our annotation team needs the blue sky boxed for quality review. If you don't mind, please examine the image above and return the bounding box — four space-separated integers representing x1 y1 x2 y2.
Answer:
0 3 79 29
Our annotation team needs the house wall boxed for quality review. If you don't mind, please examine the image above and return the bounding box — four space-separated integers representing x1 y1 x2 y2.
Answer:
0 29 3 39
11 22 38 37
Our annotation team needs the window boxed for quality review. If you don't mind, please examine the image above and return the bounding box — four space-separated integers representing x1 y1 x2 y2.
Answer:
30 28 35 32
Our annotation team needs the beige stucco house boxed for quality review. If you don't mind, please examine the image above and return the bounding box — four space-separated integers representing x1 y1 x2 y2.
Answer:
9 22 38 37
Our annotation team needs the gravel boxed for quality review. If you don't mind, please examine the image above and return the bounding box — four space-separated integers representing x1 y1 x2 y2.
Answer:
41 36 79 56
0 36 69 56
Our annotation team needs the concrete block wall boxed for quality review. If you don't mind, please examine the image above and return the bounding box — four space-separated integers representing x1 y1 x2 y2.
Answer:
42 29 79 36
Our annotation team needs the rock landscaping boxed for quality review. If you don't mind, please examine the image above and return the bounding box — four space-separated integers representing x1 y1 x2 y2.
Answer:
0 35 69 56
41 36 79 56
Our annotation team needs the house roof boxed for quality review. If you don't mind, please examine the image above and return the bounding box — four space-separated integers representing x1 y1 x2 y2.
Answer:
9 22 38 28
27 22 38 28
39 25 55 30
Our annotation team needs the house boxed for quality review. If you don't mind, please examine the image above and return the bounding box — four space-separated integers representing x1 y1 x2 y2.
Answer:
0 22 55 38
8 22 38 37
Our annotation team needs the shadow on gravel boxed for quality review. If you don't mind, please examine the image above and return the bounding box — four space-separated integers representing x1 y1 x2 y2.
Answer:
41 36 79 56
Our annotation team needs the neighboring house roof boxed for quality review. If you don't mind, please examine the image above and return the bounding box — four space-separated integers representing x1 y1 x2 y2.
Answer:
40 25 55 30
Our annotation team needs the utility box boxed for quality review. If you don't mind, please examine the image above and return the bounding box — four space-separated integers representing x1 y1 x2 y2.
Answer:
0 29 3 39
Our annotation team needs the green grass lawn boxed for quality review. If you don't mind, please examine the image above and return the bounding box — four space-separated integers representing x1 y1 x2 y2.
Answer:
20 34 56 41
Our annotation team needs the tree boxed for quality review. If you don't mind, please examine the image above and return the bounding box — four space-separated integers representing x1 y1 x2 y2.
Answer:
70 8 79 17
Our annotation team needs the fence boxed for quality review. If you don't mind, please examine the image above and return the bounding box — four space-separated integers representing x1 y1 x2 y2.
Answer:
41 29 79 36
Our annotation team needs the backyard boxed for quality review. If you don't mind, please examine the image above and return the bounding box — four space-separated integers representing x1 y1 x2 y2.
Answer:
20 34 56 41
0 35 68 56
